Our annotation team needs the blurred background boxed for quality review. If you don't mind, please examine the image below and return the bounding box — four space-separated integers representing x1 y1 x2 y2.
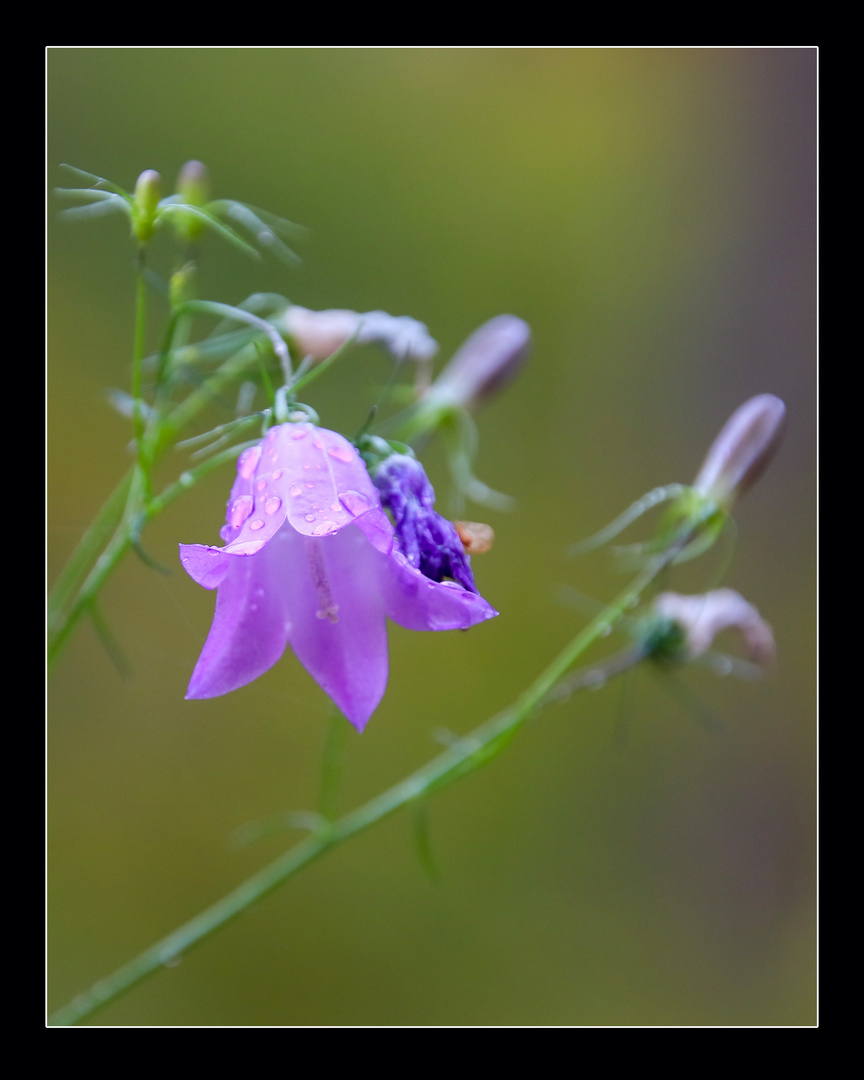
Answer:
47 48 816 1026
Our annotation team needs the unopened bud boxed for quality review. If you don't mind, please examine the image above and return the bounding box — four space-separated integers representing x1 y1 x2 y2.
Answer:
176 161 210 243
281 306 437 362
132 169 161 243
652 589 776 665
432 315 531 410
693 394 786 507
169 263 196 308
177 160 209 207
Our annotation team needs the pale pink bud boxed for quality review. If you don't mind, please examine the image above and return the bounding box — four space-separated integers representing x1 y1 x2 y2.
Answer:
281 306 438 362
693 394 786 506
432 315 531 410
653 589 776 665
177 160 209 207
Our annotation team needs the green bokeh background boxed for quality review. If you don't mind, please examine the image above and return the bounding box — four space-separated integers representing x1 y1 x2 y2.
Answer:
48 48 816 1026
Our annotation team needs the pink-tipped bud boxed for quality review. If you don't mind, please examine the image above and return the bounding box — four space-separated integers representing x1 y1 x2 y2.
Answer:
653 589 776 665
281 306 438 362
432 315 531 410
177 160 209 207
132 169 161 242
693 394 786 506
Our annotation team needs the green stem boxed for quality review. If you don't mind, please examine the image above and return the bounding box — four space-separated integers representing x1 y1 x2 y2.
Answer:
47 467 134 631
132 257 150 492
48 528 692 1026
169 301 290 385
317 710 350 821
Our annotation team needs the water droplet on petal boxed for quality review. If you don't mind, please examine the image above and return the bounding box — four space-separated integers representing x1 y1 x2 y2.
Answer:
249 519 265 531
256 479 267 491
327 444 354 463
265 496 282 514
330 502 342 513
273 469 283 480
339 490 370 517
313 440 324 449
313 520 335 535
305 513 316 522
237 445 262 479
290 427 308 440
289 484 303 497
305 482 314 489
228 495 254 528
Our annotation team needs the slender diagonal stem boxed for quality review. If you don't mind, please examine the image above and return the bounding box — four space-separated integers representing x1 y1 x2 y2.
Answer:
48 524 695 1026
47 467 134 631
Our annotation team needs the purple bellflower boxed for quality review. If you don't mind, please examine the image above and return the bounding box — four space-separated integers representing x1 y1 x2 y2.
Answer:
372 454 479 594
180 423 497 731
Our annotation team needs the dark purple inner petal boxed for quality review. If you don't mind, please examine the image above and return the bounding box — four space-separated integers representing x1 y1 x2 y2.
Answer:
372 455 479 594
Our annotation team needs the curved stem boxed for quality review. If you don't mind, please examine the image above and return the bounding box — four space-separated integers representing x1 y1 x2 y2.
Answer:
48 525 693 1025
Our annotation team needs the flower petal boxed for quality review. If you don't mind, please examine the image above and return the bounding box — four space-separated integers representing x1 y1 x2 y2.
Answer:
219 423 389 556
380 547 498 631
185 527 295 699
179 543 232 589
277 524 390 731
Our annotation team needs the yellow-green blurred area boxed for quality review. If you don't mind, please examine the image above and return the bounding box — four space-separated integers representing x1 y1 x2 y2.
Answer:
47 48 816 1026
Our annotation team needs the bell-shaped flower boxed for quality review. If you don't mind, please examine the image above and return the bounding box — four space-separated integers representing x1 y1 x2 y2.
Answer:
180 423 497 730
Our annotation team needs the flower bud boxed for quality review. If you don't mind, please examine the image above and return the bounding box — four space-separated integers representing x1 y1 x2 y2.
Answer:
177 160 209 207
281 306 438 362
693 394 786 506
175 160 210 243
132 169 161 242
652 589 776 665
431 315 531 410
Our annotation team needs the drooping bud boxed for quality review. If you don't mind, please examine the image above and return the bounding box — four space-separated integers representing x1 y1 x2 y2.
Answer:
372 454 479 593
652 589 776 665
281 306 438 362
693 394 786 507
430 315 531 411
132 169 161 243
